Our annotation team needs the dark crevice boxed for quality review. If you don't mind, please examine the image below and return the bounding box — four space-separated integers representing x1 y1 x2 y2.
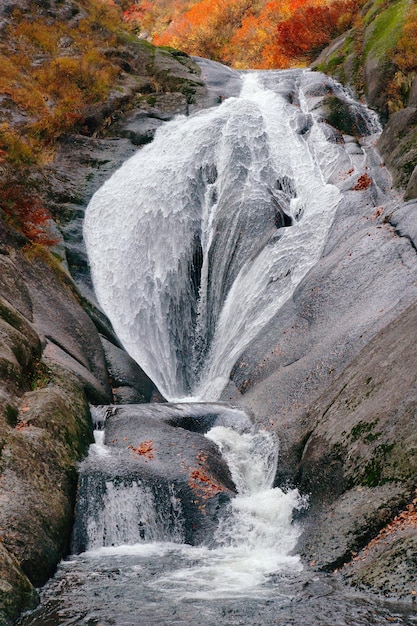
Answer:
275 209 293 228
276 175 297 197
44 334 89 371
392 226 417 255
190 234 203 301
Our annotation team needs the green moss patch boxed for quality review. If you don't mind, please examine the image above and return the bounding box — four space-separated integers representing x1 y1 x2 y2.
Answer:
363 0 411 60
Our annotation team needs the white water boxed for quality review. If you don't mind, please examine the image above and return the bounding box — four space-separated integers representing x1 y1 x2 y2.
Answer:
85 424 305 598
84 69 345 401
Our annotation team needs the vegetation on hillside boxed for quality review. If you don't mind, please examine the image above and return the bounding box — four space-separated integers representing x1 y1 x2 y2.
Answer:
315 0 416 114
381 1 417 112
0 0 129 245
123 0 365 69
0 0 126 167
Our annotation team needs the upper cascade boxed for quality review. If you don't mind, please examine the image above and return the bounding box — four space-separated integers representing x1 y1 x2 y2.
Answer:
84 66 380 401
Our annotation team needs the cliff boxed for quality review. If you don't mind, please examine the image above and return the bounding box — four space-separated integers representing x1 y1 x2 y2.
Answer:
0 1 208 623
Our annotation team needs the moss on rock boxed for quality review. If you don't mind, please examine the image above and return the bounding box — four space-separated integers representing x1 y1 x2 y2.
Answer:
0 367 93 587
312 0 417 197
0 544 38 626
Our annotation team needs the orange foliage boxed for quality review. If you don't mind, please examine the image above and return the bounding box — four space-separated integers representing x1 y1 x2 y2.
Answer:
0 173 58 246
128 440 155 459
181 450 228 502
155 0 258 62
275 0 361 66
352 172 372 190
225 1 295 68
189 467 226 500
130 0 363 69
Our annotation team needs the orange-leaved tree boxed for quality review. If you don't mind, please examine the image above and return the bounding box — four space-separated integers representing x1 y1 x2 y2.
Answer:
274 0 361 66
131 0 364 69
224 0 311 68
0 170 58 246
154 0 259 62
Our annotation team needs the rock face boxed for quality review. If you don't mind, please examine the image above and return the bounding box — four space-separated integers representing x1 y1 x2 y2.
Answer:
0 14 208 623
219 87 417 600
297 302 417 579
0 233 96 624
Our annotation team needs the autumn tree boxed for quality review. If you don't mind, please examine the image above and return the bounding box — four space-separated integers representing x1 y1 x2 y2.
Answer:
274 0 361 66
124 0 365 69
154 0 260 62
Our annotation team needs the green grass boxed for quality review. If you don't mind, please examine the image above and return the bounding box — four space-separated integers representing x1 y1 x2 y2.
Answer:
363 0 411 60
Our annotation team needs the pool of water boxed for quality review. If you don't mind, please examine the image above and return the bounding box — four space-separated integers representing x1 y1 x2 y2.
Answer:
18 546 417 626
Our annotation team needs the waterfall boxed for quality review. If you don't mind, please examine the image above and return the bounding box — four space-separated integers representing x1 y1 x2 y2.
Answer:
76 407 305 599
22 65 412 626
83 68 363 402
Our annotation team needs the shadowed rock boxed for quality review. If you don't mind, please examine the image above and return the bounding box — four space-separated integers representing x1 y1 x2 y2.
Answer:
72 403 252 551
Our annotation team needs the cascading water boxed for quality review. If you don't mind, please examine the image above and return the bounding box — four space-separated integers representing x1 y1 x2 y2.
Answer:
83 69 352 401
76 410 305 599
20 409 416 624
146 427 304 600
19 65 417 626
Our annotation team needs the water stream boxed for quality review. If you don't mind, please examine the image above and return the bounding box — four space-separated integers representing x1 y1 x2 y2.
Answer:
18 412 417 625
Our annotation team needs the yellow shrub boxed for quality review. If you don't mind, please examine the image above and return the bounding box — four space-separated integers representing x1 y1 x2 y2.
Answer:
0 123 35 164
0 1 123 169
14 21 60 55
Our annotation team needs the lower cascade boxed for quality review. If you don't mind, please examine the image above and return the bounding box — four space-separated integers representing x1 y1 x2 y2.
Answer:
72 405 305 599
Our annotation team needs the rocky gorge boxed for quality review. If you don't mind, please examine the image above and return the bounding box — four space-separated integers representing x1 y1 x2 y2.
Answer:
0 0 417 623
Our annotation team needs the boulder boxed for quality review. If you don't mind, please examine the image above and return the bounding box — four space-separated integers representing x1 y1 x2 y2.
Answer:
100 336 165 404
0 544 38 626
72 404 248 551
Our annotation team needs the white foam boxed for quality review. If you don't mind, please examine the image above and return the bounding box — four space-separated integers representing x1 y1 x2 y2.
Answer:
84 69 342 401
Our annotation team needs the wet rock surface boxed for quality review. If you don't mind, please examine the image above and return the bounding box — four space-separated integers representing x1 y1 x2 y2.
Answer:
0 545 38 626
72 404 243 551
0 25 207 623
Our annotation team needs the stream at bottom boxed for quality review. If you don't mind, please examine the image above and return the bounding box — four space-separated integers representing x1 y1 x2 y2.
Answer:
17 548 417 626
19 408 417 626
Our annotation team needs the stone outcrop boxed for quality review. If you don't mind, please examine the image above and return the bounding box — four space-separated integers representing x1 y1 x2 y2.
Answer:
72 403 249 552
0 13 208 621
0 233 97 624
297 302 417 590
312 0 417 201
